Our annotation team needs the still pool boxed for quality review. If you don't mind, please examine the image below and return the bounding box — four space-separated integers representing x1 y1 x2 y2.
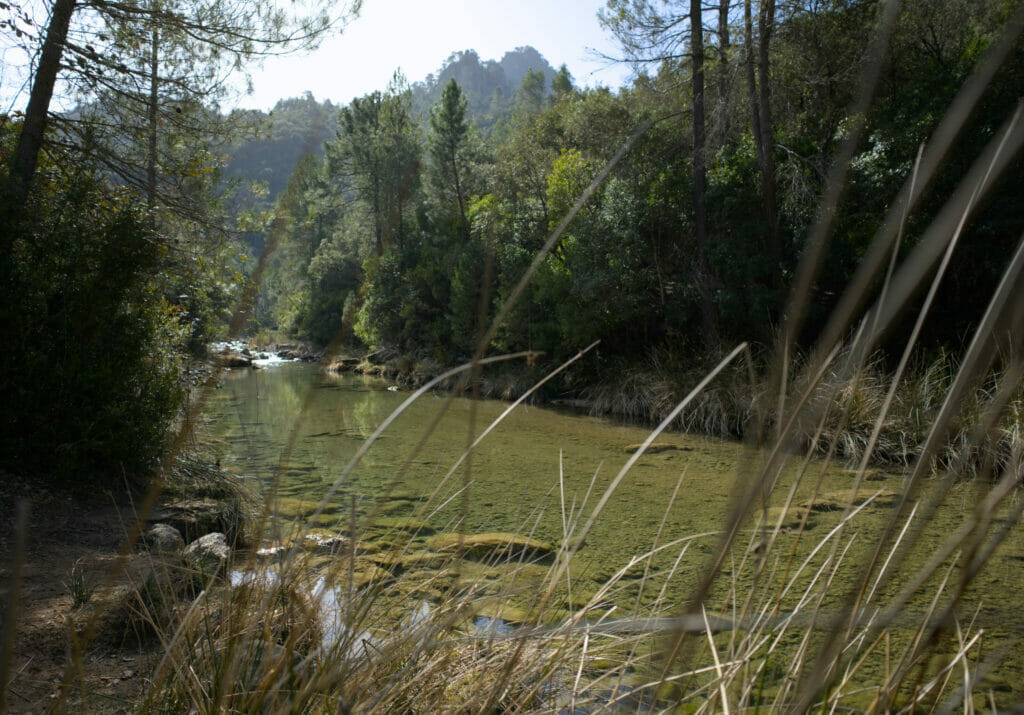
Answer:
201 361 1024 706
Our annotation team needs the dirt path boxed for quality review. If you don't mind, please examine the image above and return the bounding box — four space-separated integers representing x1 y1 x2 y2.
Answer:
0 476 159 713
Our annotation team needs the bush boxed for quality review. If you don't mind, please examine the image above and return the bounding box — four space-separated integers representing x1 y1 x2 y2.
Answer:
0 168 184 487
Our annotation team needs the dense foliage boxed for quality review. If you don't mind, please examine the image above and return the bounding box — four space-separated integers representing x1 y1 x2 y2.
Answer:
260 0 1024 377
0 151 186 484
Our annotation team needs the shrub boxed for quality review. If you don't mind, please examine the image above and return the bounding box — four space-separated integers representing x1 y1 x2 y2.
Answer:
0 167 184 486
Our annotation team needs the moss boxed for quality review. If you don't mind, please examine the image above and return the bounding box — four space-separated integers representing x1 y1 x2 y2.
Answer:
427 533 555 562
624 442 691 454
800 488 899 512
368 516 434 533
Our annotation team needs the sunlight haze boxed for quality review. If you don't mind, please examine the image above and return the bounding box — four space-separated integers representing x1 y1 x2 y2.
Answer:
235 0 634 109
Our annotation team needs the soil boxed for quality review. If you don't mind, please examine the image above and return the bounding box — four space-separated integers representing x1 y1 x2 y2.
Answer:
0 474 160 713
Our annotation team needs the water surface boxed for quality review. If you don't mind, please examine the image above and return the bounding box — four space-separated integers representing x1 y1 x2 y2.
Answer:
202 361 1024 703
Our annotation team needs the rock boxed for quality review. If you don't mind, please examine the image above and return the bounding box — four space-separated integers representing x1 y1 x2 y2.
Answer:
427 533 555 562
144 523 184 553
148 498 248 545
255 544 289 562
299 531 349 556
216 351 252 368
183 532 230 573
365 347 398 365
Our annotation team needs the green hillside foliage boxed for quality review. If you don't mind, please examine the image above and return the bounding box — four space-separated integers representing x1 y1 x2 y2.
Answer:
260 2 1023 374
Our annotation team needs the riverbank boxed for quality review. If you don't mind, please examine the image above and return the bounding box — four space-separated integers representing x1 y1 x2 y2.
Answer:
0 476 158 712
319 344 1024 480
0 456 260 713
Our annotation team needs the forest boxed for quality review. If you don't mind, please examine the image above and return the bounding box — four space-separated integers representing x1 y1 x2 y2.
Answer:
253 2 1021 363
2 0 1021 481
3 0 1024 711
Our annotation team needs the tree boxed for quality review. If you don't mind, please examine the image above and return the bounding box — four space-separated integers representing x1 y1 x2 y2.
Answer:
600 0 721 349
328 74 421 257
744 0 782 291
516 67 547 115
428 78 472 242
552 63 575 97
1 0 360 227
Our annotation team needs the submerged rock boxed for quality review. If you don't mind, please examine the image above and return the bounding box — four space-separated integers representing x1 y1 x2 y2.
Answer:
369 516 433 534
765 506 815 530
427 533 554 562
801 488 899 513
624 442 691 454
299 531 349 556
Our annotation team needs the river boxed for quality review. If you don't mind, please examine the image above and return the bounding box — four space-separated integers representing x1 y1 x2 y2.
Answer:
201 360 1024 706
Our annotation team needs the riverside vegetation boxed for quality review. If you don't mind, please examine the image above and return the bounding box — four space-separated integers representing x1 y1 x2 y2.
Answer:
2 0 1024 712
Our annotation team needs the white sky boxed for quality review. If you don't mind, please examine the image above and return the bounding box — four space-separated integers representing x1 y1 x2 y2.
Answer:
235 0 635 110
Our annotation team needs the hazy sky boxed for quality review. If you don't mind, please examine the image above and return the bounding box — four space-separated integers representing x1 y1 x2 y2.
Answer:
1 0 635 113
235 0 636 110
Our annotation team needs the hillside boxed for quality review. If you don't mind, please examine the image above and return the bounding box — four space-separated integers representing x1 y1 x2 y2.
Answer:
223 46 559 205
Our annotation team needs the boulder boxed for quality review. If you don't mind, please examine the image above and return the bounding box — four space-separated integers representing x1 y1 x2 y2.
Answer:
144 523 184 553
183 532 230 573
216 351 252 368
426 533 554 562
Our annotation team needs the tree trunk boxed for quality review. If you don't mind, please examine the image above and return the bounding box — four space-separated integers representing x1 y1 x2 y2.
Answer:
715 0 732 146
745 0 783 293
148 18 159 221
691 0 720 351
757 0 782 291
4 0 77 218
451 154 469 244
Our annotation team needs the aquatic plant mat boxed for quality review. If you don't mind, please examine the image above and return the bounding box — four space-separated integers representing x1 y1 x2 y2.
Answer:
185 347 1024 712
